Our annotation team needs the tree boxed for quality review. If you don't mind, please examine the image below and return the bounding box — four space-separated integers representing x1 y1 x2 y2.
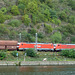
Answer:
11 5 20 15
68 16 75 24
0 51 6 60
50 32 62 43
38 32 44 39
44 8 51 21
0 11 5 23
0 24 10 35
49 9 57 18
71 36 75 43
59 11 67 22
1 7 7 14
68 0 75 10
18 4 25 15
52 18 61 25
26 48 37 57
27 1 38 13
22 14 31 26
44 24 53 33
30 28 37 35
45 0 54 8
8 19 22 27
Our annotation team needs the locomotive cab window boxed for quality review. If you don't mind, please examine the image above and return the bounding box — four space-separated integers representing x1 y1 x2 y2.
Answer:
58 44 60 46
21 44 23 45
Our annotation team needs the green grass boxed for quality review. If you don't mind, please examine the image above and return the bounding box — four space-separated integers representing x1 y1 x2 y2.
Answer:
1 51 75 61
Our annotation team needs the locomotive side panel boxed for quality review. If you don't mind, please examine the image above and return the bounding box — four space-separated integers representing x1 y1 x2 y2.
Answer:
37 44 54 51
55 44 75 50
18 43 54 51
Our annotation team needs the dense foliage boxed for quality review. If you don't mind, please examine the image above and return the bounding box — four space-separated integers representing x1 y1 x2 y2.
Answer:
11 51 18 57
60 49 75 58
26 48 37 57
0 0 75 43
8 19 22 27
0 51 6 60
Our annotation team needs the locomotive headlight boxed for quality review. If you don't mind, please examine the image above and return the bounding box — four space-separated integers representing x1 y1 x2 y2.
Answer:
54 47 56 49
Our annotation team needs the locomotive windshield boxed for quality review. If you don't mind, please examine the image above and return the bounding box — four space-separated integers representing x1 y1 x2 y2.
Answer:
53 44 56 46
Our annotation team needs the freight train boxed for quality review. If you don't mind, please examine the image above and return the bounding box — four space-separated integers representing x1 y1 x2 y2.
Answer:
0 40 75 51
18 42 75 51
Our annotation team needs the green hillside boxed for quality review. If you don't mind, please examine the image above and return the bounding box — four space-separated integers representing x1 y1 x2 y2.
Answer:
0 0 75 43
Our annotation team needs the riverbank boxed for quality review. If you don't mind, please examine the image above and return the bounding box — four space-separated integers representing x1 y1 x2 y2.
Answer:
0 61 75 66
0 51 75 66
1 51 75 61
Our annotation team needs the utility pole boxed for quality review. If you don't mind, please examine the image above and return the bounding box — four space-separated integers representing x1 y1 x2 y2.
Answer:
35 33 37 52
19 33 21 42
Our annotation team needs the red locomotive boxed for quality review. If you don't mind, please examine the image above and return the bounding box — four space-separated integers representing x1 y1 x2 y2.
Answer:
18 43 54 51
54 44 75 51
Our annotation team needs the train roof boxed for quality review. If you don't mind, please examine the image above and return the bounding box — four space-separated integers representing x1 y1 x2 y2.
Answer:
19 42 53 44
56 44 75 45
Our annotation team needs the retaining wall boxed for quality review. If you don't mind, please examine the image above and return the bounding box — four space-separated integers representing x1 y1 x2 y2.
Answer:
0 61 75 66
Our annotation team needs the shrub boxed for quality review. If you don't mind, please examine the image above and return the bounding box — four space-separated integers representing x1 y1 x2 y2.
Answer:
44 8 51 20
64 24 75 34
22 32 35 42
8 19 22 27
5 15 12 20
11 5 20 15
45 0 54 8
0 24 10 35
71 36 75 43
60 50 69 57
26 48 37 57
69 50 75 58
49 9 57 18
18 4 25 15
37 24 41 29
0 51 6 60
30 28 37 35
37 13 45 22
22 14 31 26
11 51 18 57
68 16 75 24
1 7 7 14
59 11 67 22
68 0 75 10
18 0 30 6
59 24 75 35
40 0 45 3
32 14 39 24
52 18 61 25
27 1 38 13
38 32 44 39
9 30 18 40
60 49 75 58
44 24 53 33
0 11 5 23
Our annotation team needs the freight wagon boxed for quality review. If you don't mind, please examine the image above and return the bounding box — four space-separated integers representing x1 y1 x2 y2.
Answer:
0 40 18 50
